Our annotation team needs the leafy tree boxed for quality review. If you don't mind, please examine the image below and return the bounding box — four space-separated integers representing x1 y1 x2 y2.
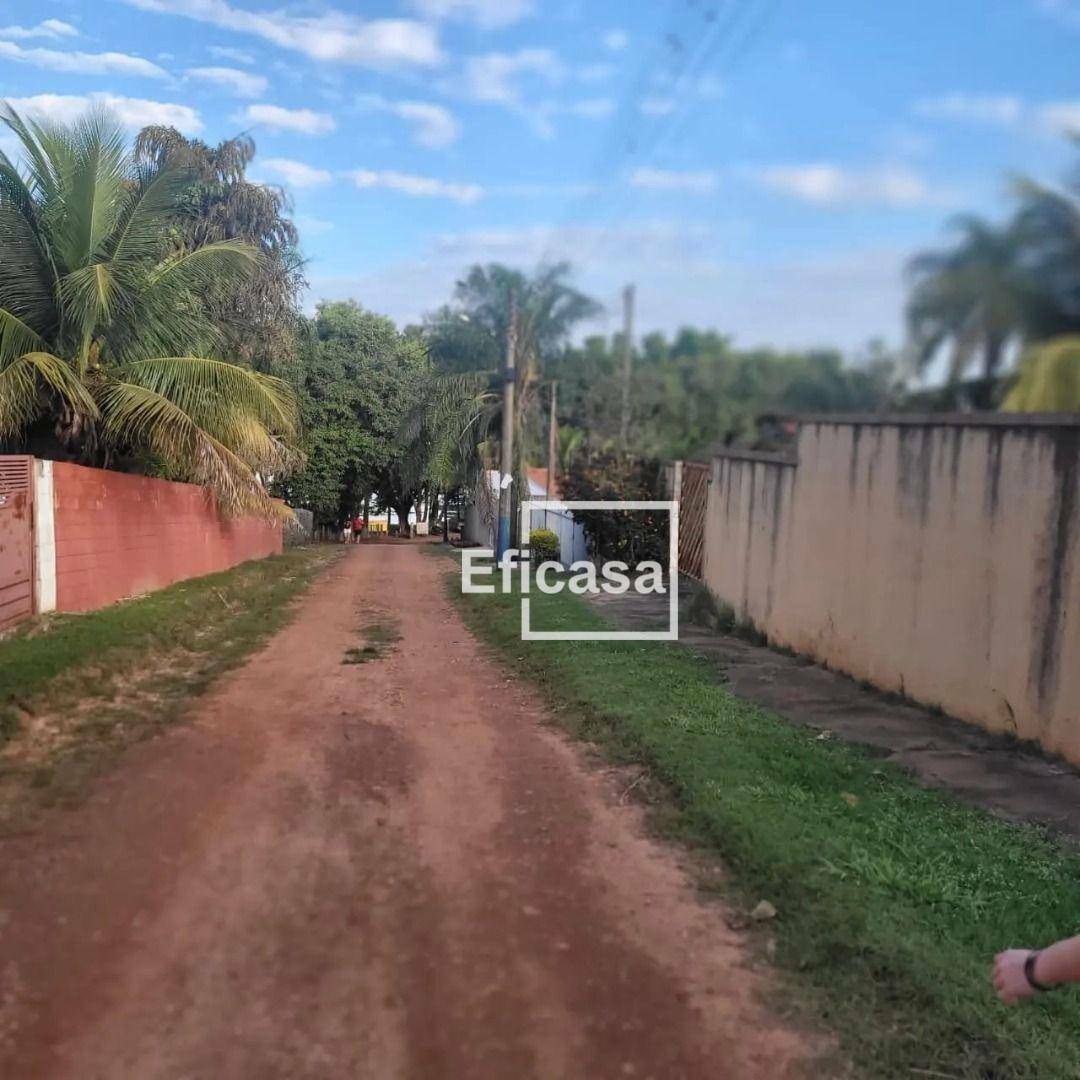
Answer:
548 330 899 460
276 301 427 527
416 304 500 375
133 126 305 372
0 106 298 512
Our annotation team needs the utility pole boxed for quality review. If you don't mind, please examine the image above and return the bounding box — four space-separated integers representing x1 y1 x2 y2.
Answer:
547 380 558 497
618 283 635 452
496 291 517 561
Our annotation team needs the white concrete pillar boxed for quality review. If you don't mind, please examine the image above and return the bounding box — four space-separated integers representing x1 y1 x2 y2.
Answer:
34 459 56 614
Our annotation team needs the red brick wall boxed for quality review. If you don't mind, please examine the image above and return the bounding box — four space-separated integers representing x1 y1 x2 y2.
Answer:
52 463 283 612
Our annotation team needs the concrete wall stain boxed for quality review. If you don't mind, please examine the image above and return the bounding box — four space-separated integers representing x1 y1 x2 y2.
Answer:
699 417 1080 763
1032 427 1079 709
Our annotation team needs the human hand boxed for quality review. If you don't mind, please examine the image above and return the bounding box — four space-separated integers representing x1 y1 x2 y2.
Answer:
993 949 1038 1004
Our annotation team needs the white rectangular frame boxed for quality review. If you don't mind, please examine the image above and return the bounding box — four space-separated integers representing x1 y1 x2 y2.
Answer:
519 499 679 641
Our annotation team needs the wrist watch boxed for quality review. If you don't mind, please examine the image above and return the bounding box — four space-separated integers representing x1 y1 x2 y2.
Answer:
1025 950 1054 992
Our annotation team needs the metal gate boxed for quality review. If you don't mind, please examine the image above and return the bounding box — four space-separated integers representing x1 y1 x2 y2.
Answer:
0 456 34 631
677 461 709 580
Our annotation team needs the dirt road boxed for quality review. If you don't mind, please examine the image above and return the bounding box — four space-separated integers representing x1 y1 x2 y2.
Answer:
0 543 811 1079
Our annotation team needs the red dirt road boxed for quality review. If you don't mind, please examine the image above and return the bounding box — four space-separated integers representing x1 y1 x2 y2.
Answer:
0 543 811 1079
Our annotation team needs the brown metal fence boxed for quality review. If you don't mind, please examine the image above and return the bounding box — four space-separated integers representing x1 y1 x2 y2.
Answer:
675 460 709 580
0 455 35 631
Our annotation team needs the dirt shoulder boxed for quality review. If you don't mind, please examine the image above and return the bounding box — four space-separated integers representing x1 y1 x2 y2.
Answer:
0 542 814 1079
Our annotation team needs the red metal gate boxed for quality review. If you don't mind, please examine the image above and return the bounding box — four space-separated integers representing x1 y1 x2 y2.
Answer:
0 456 34 631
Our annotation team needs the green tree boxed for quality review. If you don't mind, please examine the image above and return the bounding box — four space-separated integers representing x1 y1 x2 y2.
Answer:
548 331 898 460
277 301 428 527
0 105 298 512
133 126 305 372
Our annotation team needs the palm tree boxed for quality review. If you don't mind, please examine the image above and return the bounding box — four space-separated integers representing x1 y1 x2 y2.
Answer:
446 262 601 471
1012 171 1080 340
0 105 299 513
906 215 1030 383
396 370 496 537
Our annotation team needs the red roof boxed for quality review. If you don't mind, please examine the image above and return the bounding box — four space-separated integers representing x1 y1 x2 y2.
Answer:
526 466 562 498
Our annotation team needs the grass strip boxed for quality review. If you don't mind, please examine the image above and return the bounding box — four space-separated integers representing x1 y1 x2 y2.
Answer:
449 564 1080 1079
0 545 340 823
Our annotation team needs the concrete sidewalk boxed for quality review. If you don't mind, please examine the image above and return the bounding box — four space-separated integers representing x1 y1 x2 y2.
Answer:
589 581 1080 843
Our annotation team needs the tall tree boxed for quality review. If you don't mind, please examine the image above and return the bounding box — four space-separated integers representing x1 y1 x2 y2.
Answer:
277 301 428 527
1012 165 1080 340
133 126 305 372
426 262 601 469
906 215 1031 382
0 106 299 512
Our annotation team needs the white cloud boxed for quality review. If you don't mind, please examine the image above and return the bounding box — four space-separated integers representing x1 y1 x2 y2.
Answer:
603 29 629 52
407 0 533 28
630 167 718 194
120 0 441 68
1036 0 1080 27
758 163 942 207
914 93 1022 127
0 19 79 41
490 181 598 198
348 169 483 204
1036 100 1080 136
357 94 460 148
394 101 459 148
259 157 332 187
208 44 254 64
640 96 676 117
577 62 616 83
4 93 202 133
463 49 562 104
566 98 615 120
0 40 167 78
187 66 267 98
240 104 336 135
912 91 1080 139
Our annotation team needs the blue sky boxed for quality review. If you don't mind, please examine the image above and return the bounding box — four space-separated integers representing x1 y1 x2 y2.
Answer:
2 0 1078 354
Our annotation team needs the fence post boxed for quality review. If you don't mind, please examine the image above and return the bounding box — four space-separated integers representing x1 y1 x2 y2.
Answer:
672 460 683 507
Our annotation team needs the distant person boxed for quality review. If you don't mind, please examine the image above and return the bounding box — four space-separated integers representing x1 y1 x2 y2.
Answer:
341 521 352 544
352 514 364 542
994 935 1080 1003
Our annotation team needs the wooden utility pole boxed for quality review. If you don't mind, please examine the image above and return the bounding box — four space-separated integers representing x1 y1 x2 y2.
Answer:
547 380 558 497
496 291 517 560
618 283 635 451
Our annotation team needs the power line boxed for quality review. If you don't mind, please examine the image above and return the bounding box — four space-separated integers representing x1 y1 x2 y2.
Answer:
542 0 782 274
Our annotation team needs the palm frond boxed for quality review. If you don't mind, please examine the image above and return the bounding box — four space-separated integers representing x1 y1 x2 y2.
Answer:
147 238 261 292
98 379 280 515
0 307 45 366
123 355 299 437
0 350 98 436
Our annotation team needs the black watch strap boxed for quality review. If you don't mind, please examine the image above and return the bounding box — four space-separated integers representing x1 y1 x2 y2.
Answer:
1025 950 1054 992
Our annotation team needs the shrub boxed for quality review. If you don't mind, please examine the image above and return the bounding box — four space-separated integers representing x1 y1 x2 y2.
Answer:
528 528 560 562
561 453 668 565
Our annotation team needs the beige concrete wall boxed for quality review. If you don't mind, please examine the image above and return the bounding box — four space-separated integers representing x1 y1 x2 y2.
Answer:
700 417 1080 762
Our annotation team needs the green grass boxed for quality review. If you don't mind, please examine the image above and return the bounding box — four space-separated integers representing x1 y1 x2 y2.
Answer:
449 565 1080 1079
0 545 340 822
